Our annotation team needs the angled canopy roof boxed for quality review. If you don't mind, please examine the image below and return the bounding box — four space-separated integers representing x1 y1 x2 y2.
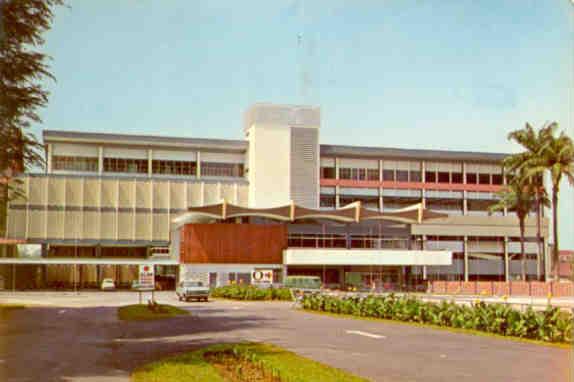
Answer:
172 200 448 229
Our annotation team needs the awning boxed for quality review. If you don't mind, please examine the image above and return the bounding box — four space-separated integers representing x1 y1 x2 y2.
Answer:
173 200 448 229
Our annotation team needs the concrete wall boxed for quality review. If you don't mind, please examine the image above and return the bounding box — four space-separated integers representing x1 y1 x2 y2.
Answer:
247 124 291 207
245 104 320 208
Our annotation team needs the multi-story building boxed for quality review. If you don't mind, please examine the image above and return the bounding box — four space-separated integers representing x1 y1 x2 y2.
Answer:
0 104 549 290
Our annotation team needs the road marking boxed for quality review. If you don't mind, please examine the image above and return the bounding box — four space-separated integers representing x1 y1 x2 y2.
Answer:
345 330 386 339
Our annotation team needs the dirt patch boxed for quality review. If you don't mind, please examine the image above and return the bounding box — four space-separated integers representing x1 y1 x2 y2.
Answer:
204 349 281 382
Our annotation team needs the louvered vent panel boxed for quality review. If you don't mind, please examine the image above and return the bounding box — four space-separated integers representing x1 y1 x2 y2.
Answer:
290 128 319 208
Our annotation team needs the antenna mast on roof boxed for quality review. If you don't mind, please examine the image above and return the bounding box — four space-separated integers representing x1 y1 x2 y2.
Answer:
296 0 315 105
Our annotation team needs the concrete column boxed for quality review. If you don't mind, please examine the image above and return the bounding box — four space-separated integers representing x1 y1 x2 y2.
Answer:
504 236 509 282
421 161 426 182
463 236 469 282
335 157 340 180
379 187 383 212
335 185 340 209
46 143 52 173
463 191 468 215
379 159 383 182
147 149 153 177
196 151 201 178
422 234 427 280
98 146 103 174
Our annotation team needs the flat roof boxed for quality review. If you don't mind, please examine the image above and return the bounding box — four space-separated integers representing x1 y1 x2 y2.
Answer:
43 130 507 162
320 144 507 162
44 130 248 152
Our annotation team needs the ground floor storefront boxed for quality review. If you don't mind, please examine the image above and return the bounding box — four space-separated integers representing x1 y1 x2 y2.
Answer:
0 261 178 291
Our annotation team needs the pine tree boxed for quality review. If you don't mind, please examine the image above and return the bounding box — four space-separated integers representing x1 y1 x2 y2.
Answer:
0 0 63 247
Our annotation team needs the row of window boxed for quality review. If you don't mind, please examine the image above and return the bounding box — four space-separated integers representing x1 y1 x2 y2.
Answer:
321 167 503 185
52 156 244 178
53 156 99 172
320 194 505 213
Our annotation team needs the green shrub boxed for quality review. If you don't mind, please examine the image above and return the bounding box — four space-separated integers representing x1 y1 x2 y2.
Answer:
300 294 573 343
210 285 293 301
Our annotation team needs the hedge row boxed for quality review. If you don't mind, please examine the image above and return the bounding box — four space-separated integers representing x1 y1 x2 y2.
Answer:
301 294 573 343
210 285 293 301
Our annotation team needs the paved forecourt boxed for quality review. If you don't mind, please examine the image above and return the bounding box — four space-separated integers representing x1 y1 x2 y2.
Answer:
0 292 569 382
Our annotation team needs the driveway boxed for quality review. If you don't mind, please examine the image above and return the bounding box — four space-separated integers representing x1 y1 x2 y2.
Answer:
0 292 570 382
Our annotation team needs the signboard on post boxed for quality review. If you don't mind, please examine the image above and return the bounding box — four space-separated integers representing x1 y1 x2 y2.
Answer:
139 264 155 289
251 269 273 285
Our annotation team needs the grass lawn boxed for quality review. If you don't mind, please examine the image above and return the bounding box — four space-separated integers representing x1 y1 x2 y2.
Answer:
131 343 368 382
301 309 570 349
118 304 189 321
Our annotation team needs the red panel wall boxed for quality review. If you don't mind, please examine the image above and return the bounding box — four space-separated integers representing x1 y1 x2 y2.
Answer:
180 223 287 264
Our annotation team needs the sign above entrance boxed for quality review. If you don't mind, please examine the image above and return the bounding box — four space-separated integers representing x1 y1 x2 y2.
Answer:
251 269 273 284
139 264 155 289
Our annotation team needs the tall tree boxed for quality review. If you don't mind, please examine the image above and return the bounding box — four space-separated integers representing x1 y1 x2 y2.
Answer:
0 0 63 243
489 170 539 281
525 127 574 280
504 123 554 280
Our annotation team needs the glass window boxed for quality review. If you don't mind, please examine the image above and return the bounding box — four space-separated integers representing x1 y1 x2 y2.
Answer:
438 172 450 183
396 170 409 182
451 172 463 183
152 160 196 176
320 195 336 208
103 158 147 173
201 162 243 177
478 173 491 185
339 168 352 179
52 156 98 172
383 169 395 181
367 169 379 181
321 167 335 179
492 174 503 185
467 199 493 213
426 198 463 214
425 171 436 183
466 173 477 184
410 171 422 182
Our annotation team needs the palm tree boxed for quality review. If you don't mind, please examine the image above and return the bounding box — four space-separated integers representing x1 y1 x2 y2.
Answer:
525 127 574 280
489 170 538 281
505 123 555 280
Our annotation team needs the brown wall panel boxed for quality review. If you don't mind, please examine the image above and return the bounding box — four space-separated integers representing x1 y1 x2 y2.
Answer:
180 224 287 264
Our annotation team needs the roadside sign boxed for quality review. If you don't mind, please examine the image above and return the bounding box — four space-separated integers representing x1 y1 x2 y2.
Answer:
251 269 273 284
139 264 155 289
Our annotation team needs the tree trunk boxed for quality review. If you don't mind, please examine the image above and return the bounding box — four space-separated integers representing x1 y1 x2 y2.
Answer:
535 192 542 281
552 187 559 281
519 217 526 281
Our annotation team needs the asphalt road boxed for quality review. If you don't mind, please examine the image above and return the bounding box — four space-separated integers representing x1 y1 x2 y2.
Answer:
0 292 571 382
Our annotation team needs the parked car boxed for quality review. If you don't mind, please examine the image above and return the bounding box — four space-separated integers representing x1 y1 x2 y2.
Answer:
100 278 116 291
176 281 210 302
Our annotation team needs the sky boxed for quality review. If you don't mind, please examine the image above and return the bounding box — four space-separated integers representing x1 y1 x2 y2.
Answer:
34 0 574 248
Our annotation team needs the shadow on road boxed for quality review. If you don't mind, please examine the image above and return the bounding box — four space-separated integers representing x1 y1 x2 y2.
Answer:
1 304 274 382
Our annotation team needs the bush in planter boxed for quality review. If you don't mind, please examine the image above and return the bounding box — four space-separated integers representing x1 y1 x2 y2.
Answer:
210 284 293 301
300 294 572 343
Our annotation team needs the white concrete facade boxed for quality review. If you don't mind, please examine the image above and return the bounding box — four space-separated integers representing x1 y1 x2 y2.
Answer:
283 249 452 266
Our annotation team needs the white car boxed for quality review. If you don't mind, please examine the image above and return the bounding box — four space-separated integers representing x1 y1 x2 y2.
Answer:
176 281 210 302
100 278 116 291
